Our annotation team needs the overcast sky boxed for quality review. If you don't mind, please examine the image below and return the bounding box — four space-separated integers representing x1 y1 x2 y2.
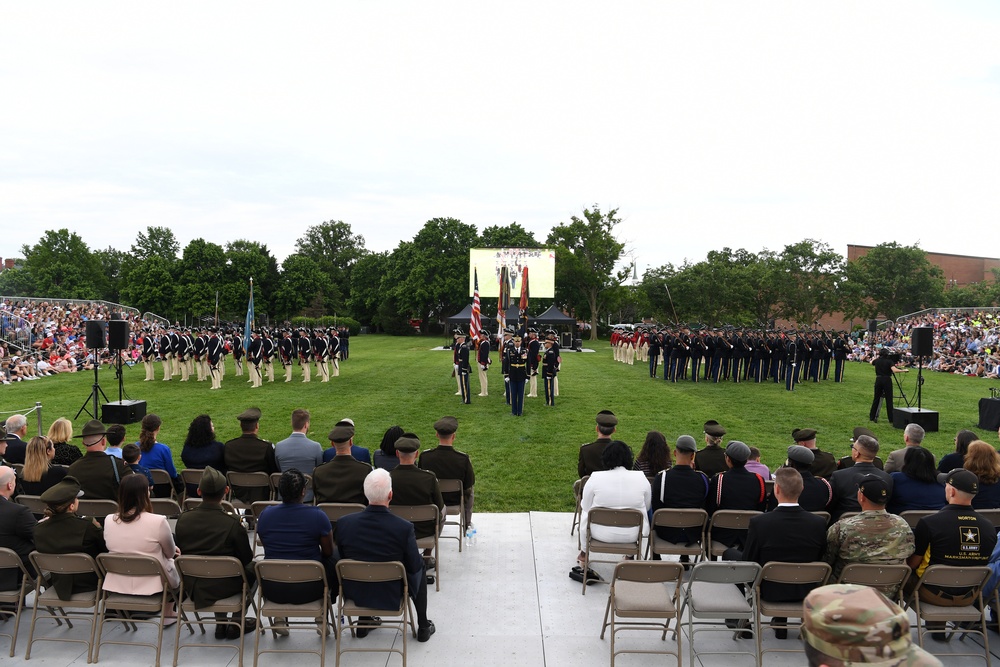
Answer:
2 1 998 280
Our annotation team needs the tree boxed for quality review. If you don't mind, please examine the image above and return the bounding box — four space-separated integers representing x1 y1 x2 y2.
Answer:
131 226 180 261
479 222 540 248
119 255 176 318
0 266 36 297
221 240 280 319
347 251 391 329
175 239 227 322
398 218 480 333
774 240 845 326
21 229 104 299
293 221 366 313
546 206 628 339
842 243 945 320
274 254 327 319
93 246 128 303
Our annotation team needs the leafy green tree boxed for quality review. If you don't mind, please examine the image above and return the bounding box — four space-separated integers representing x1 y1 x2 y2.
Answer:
0 266 36 297
21 229 104 298
842 242 945 320
131 226 180 261
479 222 540 248
546 206 628 340
175 239 226 322
774 240 845 326
293 221 366 313
347 251 391 329
274 254 327 319
221 240 279 319
94 246 128 303
398 218 479 333
119 255 176 318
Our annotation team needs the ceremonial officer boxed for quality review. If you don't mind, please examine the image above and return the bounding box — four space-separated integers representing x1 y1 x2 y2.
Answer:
500 328 514 405
207 327 224 390
339 325 350 360
833 332 849 382
141 328 157 381
526 329 541 398
542 337 559 406
176 328 191 381
277 330 293 382
168 326 181 377
159 327 173 381
193 329 208 382
328 328 341 377
223 408 277 504
246 330 264 388
262 329 277 383
295 328 310 382
689 329 705 382
454 330 472 404
647 326 660 378
506 332 529 416
389 434 445 544
476 330 491 397
313 329 329 382
546 329 562 397
231 329 244 377
785 330 800 391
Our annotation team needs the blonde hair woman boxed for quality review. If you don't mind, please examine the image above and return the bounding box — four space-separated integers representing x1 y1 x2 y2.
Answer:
47 417 82 465
18 436 68 496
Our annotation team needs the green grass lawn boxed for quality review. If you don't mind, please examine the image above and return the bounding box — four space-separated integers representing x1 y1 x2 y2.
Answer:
5 335 997 512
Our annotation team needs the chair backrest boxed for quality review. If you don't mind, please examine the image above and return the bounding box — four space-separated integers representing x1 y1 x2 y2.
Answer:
176 555 247 582
98 553 168 581
758 561 831 587
917 564 990 591
587 507 644 532
251 500 281 520
900 510 936 529
0 546 31 576
438 479 463 496
574 476 590 499
149 468 173 487
269 472 313 494
765 479 775 499
179 468 204 489
15 494 47 515
317 502 365 524
336 559 406 586
0 547 32 603
837 563 911 594
811 511 831 524
837 511 860 522
709 509 761 532
613 560 684 585
688 560 761 587
255 559 327 587
77 499 119 519
30 551 100 578
652 507 708 531
389 504 440 525
150 498 182 518
226 471 271 494
977 508 1000 532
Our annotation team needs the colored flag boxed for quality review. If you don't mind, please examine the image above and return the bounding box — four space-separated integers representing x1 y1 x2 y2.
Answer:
518 266 529 333
243 277 254 351
497 266 510 339
470 267 482 341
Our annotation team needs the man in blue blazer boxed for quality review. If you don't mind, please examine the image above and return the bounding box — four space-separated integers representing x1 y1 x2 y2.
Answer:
335 468 435 642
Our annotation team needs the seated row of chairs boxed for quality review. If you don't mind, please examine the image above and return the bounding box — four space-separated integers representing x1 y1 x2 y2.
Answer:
600 558 994 667
0 548 425 667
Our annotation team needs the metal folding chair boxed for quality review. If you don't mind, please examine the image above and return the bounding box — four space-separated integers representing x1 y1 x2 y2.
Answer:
253 559 334 667
909 564 991 663
836 563 911 604
599 560 683 667
570 475 590 548
681 561 762 667
707 510 761 560
335 559 417 667
174 555 256 667
0 547 35 657
755 561 831 661
26 551 102 663
437 478 466 552
389 504 441 591
645 508 707 563
582 508 645 595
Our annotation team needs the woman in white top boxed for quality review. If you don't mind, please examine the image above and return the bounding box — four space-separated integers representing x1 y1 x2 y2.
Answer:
579 441 651 561
103 474 181 622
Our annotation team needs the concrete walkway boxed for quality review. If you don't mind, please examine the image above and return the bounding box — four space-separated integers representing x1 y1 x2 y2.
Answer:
4 511 998 666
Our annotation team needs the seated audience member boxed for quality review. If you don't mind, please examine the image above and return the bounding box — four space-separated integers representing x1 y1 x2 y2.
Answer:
17 436 68 496
137 414 182 498
744 446 771 480
3 414 29 465
223 407 278 504
418 416 476 529
887 447 946 514
33 476 106 600
66 420 134 500
180 414 227 492
312 422 372 505
103 474 181 625
726 467 827 639
884 423 932 474
694 420 727 478
336 418 371 464
836 427 884 470
335 468 436 642
825 475 914 591
801 585 941 667
792 428 837 479
389 434 445 551
964 440 1000 510
274 408 323 502
772 445 832 512
373 425 404 472
577 440 651 570
829 434 892 521
104 423 126 459
122 444 155 488
256 469 334 605
47 417 82 466
0 465 36 589
650 435 708 551
578 410 618 478
633 431 670 476
937 429 978 473
706 441 767 550
174 466 256 639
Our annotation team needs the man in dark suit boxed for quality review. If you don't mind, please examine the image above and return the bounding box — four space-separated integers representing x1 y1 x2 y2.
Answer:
577 410 617 478
829 434 893 521
335 468 436 642
0 464 36 589
727 467 827 638
3 414 28 465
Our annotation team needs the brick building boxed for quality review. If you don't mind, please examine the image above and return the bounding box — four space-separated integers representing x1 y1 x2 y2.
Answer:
847 245 1000 288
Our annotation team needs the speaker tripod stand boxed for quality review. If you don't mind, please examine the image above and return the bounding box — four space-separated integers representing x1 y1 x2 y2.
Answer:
76 348 108 420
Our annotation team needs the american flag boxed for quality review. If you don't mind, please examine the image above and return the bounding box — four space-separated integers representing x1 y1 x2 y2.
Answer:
470 267 482 341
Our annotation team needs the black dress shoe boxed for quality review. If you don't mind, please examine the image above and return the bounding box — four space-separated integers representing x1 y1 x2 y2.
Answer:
227 617 257 640
215 624 228 639
355 616 381 639
771 617 788 640
417 621 436 642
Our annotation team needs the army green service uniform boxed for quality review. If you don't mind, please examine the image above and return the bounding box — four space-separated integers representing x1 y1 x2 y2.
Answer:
175 503 256 608
33 512 106 600
389 464 444 540
66 452 134 501
312 456 372 505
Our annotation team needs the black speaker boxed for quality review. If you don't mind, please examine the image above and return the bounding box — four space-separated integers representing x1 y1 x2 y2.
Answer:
107 320 129 350
85 321 106 349
867 319 878 333
911 326 934 357
102 400 147 425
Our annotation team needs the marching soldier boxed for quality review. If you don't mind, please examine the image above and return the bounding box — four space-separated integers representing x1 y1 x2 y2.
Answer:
141 328 156 381
168 326 181 377
159 327 173 381
526 329 540 398
833 331 849 382
647 326 660 378
232 329 245 377
207 327 224 390
279 330 294 382
455 330 472 404
500 327 514 405
786 330 800 391
193 329 207 381
313 329 329 382
262 329 276 382
506 332 529 416
547 329 562 397
247 330 264 388
328 328 341 378
542 337 558 406
297 328 311 382
176 328 191 381
476 330 491 396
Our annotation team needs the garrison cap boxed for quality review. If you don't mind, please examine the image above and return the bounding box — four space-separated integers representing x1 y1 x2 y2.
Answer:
394 433 421 453
703 420 726 437
199 466 228 495
675 435 697 452
851 426 877 442
40 476 85 505
787 445 815 465
596 410 618 427
725 440 751 463
237 407 262 422
792 428 817 442
433 416 458 435
329 421 355 443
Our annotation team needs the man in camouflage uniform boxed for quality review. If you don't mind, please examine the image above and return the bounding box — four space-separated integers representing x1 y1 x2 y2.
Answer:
802 584 942 666
825 475 914 595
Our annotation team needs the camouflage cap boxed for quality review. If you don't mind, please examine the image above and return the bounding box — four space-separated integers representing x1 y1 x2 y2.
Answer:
803 584 942 666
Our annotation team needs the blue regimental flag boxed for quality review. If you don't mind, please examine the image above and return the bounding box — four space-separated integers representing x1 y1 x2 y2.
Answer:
243 277 254 351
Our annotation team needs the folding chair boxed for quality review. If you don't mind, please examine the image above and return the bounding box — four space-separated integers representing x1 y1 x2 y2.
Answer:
977 508 1000 532
390 504 441 591
179 468 204 502
26 551 102 663
174 555 256 667
755 561 831 660
811 510 831 525
599 561 684 667
707 510 761 560
582 508 645 595
570 475 590 548
680 561 761 667
900 510 936 529
909 564 990 663
645 508 707 563
150 468 176 500
253 559 334 667
836 511 860 522
14 494 46 516
76 499 119 521
0 547 35 657
151 498 183 532
269 472 313 502
95 553 188 667
250 501 281 556
226 471 272 511
837 563 911 604
317 503 365 547
437 478 466 552
335 559 417 667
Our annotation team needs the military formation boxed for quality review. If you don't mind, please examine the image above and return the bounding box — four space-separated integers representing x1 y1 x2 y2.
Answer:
612 324 852 391
137 325 350 389
450 326 562 414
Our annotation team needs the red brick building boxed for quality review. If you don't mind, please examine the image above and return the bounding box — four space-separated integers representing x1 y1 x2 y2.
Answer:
847 245 1000 288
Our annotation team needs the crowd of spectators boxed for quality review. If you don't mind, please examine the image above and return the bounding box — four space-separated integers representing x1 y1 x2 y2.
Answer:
849 309 1000 378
